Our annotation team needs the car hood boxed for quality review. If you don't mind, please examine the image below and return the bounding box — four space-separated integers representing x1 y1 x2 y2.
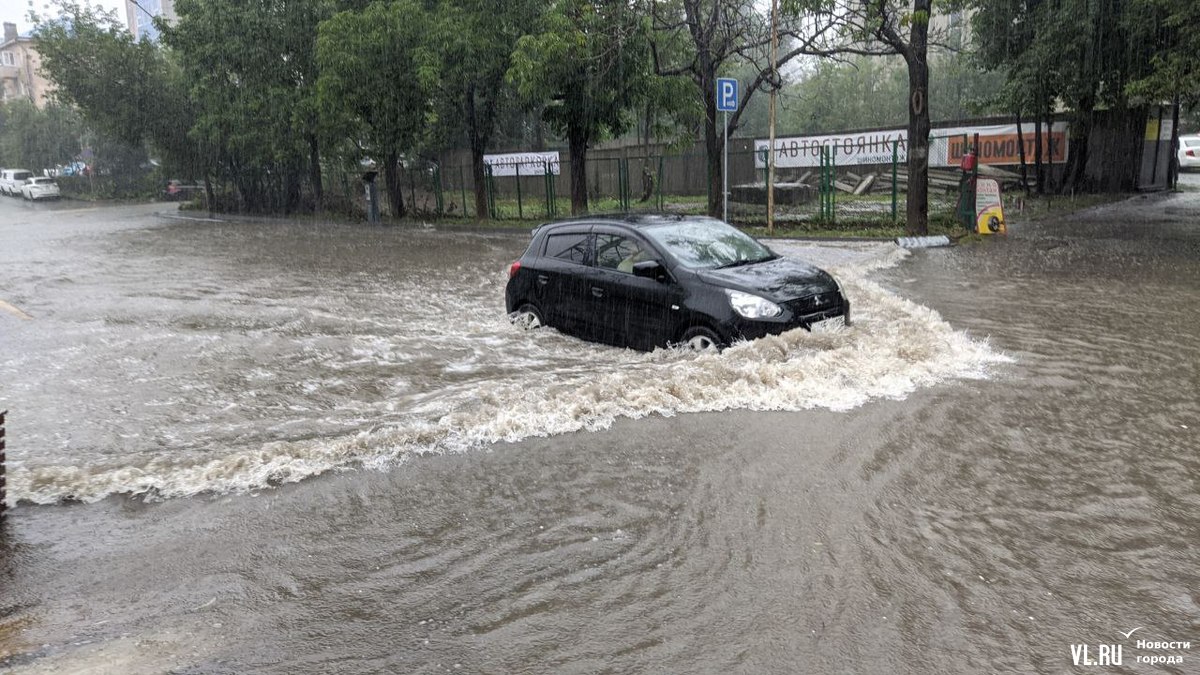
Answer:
695 256 838 301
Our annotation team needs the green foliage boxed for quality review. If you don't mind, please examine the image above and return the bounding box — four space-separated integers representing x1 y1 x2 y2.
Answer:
0 100 81 171
34 0 197 179
779 57 910 134
507 0 652 212
971 0 1171 112
1124 0 1200 108
164 0 333 211
316 0 437 160
508 0 651 143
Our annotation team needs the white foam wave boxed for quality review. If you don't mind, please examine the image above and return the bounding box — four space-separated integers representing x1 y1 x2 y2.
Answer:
9 242 1011 504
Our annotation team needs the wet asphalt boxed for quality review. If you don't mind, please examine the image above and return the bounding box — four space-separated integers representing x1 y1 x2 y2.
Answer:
1 178 1199 674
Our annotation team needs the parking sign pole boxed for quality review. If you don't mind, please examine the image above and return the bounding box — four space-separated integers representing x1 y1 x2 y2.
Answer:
723 110 729 224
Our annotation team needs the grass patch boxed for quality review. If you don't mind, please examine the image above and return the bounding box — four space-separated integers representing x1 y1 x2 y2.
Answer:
1006 191 1127 220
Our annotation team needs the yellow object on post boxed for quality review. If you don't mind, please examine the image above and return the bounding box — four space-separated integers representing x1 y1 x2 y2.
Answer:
974 177 1007 235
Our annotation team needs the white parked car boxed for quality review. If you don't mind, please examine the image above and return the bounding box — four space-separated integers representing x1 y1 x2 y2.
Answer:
1179 135 1200 171
20 176 61 201
0 168 33 195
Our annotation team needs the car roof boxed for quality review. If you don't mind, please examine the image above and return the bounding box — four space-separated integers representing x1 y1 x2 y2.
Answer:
537 213 723 232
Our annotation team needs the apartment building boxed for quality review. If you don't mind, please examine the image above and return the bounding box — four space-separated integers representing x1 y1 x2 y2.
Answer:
126 0 177 41
0 22 52 107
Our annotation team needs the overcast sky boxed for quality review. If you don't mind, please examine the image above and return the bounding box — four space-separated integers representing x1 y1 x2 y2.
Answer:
1 0 125 33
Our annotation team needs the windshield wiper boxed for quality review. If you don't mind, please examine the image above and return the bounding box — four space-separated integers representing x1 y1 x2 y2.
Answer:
715 255 776 269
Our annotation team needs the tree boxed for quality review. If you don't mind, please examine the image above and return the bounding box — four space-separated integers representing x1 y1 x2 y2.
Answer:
165 0 332 212
508 0 653 215
649 0 853 218
830 0 939 234
428 0 544 220
971 0 1175 192
773 56 910 134
0 101 82 171
1126 0 1200 110
34 1 200 180
316 0 438 218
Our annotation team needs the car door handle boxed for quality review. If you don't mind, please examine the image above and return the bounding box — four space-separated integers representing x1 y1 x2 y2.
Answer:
591 287 605 298
537 274 549 285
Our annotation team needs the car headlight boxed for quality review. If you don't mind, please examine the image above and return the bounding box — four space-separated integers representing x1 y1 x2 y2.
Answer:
725 289 783 319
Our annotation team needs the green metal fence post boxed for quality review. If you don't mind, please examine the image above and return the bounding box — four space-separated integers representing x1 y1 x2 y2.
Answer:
433 165 444 217
616 159 623 211
515 162 523 220
891 139 899 222
826 147 833 221
459 166 468 218
820 147 828 221
656 155 664 210
706 153 712 208
830 146 837 224
624 158 631 210
409 168 417 217
542 163 550 218
486 164 496 219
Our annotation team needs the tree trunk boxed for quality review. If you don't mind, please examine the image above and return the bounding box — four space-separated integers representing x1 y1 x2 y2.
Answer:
383 152 406 218
1168 94 1180 190
203 175 215 214
465 85 490 221
568 124 589 215
1063 107 1090 194
702 69 723 218
903 0 931 236
1033 110 1044 195
1015 108 1029 197
309 134 323 210
1044 107 1057 192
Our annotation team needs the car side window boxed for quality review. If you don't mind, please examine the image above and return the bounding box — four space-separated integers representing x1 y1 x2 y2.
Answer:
543 232 590 265
595 233 649 274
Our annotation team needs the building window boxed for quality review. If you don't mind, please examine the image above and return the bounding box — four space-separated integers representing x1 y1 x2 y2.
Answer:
2 52 15 66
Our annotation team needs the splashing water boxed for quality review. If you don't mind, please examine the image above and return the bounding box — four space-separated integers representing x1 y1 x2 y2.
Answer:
5 232 1009 504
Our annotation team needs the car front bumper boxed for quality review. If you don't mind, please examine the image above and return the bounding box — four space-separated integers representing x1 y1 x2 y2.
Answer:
721 297 851 343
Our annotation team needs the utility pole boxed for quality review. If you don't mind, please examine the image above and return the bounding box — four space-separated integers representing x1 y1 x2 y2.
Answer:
766 0 779 234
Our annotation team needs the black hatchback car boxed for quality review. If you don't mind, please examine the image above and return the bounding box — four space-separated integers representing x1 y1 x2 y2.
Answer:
505 215 850 351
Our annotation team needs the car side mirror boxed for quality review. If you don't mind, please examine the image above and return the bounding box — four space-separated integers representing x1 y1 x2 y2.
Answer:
632 260 668 282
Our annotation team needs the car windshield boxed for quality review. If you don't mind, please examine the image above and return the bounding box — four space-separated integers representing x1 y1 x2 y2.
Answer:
643 220 776 270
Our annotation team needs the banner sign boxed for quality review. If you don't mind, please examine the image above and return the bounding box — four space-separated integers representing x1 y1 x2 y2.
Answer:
974 178 1006 235
755 122 1069 169
483 151 560 176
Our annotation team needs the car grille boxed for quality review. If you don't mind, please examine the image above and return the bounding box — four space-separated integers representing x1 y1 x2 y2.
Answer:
786 292 842 316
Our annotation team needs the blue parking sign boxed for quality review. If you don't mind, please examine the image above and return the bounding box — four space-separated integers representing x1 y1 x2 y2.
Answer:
716 78 739 112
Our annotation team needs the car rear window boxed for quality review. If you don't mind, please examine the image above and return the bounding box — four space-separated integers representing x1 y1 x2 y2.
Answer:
544 232 589 264
13 172 32 181
30 178 54 185
1184 139 1200 148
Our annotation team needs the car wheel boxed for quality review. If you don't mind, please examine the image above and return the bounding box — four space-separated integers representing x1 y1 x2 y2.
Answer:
510 303 545 330
678 325 723 352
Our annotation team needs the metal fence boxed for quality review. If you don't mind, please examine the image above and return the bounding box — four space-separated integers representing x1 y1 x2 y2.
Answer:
323 132 1016 230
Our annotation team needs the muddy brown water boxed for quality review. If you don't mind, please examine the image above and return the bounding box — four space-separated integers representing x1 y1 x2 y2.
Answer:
1 181 1198 673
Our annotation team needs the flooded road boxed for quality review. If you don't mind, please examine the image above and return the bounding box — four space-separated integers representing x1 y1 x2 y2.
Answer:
1 183 1198 673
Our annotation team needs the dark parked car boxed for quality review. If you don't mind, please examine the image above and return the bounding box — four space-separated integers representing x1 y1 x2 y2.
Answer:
505 214 850 351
